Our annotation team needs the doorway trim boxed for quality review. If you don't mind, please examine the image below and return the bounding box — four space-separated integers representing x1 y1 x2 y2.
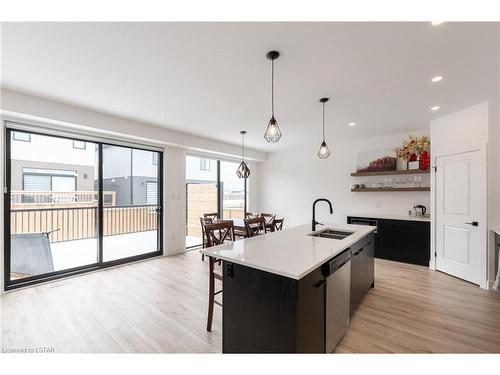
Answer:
430 143 488 289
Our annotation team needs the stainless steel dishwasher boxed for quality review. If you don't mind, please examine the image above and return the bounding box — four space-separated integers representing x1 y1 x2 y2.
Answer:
323 248 352 353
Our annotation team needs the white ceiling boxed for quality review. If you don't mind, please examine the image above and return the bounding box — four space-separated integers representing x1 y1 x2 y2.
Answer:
1 22 498 152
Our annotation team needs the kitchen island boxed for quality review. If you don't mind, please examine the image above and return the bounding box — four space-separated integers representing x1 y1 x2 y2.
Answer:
200 223 376 353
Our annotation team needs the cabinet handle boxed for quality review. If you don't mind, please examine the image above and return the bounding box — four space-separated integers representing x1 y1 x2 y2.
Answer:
314 280 326 288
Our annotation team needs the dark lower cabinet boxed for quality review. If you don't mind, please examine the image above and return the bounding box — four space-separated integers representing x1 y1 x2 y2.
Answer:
222 261 325 353
495 233 500 280
347 216 430 266
350 235 374 315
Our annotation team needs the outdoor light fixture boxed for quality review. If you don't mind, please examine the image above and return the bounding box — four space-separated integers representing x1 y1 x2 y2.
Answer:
317 98 331 159
236 130 250 178
264 50 282 143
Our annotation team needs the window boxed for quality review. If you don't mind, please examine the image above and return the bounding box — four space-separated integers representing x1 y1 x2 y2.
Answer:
23 168 77 192
200 158 210 171
12 132 31 142
152 153 159 165
73 140 86 150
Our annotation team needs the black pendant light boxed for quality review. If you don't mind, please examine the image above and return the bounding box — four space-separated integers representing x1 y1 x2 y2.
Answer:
264 50 282 143
236 130 251 178
317 97 331 159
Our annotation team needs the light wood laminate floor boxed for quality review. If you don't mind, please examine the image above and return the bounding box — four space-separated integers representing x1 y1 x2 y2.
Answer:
1 251 499 353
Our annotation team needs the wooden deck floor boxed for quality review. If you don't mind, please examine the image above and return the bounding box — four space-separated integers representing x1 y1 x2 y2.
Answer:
1 250 499 353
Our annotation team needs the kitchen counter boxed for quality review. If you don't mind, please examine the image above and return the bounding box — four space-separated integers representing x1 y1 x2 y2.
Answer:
201 223 376 353
348 212 431 222
200 222 375 280
491 227 500 235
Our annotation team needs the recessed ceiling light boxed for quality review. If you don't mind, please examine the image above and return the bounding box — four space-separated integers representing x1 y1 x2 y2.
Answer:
431 21 444 26
348 122 356 127
431 75 443 82
431 106 440 111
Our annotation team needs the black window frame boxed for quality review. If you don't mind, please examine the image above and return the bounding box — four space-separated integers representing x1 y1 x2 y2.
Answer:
3 126 164 291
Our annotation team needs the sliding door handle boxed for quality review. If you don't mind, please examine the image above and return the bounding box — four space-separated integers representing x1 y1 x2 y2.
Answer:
465 221 479 227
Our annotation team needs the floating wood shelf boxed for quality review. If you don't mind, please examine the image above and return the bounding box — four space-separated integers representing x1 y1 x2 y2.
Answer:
351 169 430 177
351 187 431 192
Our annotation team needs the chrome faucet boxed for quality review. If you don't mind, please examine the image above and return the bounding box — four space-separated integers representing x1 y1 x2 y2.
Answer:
312 198 333 231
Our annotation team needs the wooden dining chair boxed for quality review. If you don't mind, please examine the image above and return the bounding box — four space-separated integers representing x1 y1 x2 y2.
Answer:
204 220 235 332
244 217 267 238
204 212 219 221
245 212 259 219
260 213 276 232
200 217 214 261
272 218 285 232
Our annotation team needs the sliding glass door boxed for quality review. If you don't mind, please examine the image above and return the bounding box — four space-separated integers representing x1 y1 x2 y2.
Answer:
185 156 218 248
220 160 246 219
4 127 163 289
185 155 248 248
102 145 161 262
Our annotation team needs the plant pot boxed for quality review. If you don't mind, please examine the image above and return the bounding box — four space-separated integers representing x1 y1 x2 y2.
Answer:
397 158 408 171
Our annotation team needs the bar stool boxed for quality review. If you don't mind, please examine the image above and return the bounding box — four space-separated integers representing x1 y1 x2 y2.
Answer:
204 220 235 332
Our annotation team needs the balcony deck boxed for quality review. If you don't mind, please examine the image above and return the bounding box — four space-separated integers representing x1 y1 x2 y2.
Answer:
49 230 158 270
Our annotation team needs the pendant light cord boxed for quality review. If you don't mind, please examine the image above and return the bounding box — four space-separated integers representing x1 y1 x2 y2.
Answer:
242 132 245 161
322 102 325 142
271 59 275 117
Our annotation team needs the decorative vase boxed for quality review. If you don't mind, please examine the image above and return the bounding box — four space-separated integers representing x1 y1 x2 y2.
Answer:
397 158 408 171
419 151 430 170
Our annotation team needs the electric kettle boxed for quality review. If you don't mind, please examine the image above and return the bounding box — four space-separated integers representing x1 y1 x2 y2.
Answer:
414 205 427 216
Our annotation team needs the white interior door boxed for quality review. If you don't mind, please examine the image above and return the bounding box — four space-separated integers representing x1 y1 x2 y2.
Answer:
435 150 482 284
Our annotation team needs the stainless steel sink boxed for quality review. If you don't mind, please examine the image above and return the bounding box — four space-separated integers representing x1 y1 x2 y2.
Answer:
308 228 354 240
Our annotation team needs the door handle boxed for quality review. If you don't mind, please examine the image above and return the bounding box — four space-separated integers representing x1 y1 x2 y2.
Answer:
465 221 479 227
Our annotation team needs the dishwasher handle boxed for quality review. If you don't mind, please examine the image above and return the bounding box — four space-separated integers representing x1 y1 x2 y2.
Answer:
322 248 352 277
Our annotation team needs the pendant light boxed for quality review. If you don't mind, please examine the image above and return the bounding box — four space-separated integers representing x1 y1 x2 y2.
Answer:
236 130 251 178
317 97 331 159
264 50 282 143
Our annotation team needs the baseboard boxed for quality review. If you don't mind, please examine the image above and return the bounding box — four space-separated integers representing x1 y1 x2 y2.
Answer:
487 280 499 292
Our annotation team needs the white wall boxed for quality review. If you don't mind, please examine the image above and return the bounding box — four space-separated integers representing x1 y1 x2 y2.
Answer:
430 102 489 156
430 101 490 288
258 130 431 228
164 146 187 255
1 89 266 162
0 121 4 292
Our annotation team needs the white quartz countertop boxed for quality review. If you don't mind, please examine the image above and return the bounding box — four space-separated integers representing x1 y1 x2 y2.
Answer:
347 213 431 222
491 227 500 235
200 223 376 280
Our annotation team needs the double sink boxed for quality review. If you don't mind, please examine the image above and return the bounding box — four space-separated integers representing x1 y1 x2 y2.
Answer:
309 228 354 240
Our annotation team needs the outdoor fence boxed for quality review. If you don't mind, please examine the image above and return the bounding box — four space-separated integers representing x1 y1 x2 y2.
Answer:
186 183 244 239
10 191 116 209
10 204 158 243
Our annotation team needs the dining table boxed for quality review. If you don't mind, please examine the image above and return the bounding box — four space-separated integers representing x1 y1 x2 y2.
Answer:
231 218 275 233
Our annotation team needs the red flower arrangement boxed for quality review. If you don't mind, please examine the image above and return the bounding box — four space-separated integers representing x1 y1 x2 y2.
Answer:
394 135 430 170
